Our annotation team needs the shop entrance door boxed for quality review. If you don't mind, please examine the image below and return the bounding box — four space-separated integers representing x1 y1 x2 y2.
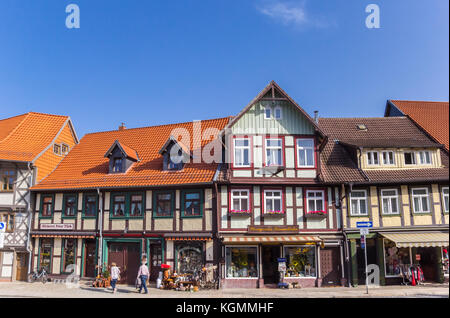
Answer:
15 252 28 281
357 238 377 285
262 245 280 285
321 247 341 286
417 247 437 282
108 242 141 285
83 240 96 278
149 243 162 281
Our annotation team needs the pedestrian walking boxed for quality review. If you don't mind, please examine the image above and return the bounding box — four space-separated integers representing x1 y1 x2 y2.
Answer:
110 262 120 293
136 259 149 294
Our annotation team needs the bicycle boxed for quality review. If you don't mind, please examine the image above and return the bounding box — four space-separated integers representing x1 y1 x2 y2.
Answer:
28 268 49 284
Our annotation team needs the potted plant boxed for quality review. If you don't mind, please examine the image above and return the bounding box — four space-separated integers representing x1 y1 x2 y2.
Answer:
229 209 251 215
305 210 327 218
264 210 285 216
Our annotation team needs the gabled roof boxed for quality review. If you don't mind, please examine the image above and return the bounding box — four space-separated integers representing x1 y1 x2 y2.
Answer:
158 135 192 158
104 140 139 162
386 100 449 151
0 112 78 163
318 117 449 184
224 81 325 137
31 117 231 190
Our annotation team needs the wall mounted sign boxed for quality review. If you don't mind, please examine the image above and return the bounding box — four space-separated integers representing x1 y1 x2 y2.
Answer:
40 224 74 230
247 225 299 234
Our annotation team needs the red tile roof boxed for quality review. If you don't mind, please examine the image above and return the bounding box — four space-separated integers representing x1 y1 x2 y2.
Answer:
388 100 449 151
31 117 231 190
0 112 70 162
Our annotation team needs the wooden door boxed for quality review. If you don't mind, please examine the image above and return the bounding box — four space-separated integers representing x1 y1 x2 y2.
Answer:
126 243 140 285
15 253 28 281
84 240 96 278
150 244 162 281
108 242 140 285
262 246 280 284
320 247 341 286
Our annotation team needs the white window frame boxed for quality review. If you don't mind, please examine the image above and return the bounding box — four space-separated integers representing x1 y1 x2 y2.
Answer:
296 138 315 168
264 190 283 213
367 151 380 166
305 190 325 213
264 107 272 120
417 151 432 165
230 190 250 212
382 151 395 166
274 106 282 120
233 138 251 168
350 190 368 216
404 151 417 165
442 187 449 213
265 138 283 167
381 189 400 215
411 187 430 214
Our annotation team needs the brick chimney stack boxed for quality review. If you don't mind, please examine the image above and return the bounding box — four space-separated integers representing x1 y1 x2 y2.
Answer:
119 123 126 131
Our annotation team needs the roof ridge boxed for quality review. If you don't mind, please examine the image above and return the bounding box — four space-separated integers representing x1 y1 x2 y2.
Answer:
28 111 70 118
391 100 449 104
0 112 31 144
83 116 232 137
319 116 408 120
0 112 29 123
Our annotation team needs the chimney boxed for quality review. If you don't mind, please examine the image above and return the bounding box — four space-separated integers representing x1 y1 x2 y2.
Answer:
314 111 319 123
119 123 126 131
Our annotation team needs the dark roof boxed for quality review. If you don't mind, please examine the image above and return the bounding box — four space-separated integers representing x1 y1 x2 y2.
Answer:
318 117 449 184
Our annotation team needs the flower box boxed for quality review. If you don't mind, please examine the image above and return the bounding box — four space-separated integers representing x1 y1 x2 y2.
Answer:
229 209 251 216
263 210 285 216
305 210 327 218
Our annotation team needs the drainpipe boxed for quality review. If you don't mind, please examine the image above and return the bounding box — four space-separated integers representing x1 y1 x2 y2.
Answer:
357 147 370 181
340 182 352 288
97 188 103 276
26 162 34 276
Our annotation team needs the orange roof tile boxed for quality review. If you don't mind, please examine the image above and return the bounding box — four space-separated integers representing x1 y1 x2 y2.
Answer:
389 100 449 151
0 112 71 162
32 117 231 190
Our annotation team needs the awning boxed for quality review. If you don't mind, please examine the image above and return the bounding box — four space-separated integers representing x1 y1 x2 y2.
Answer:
164 233 212 241
381 232 449 248
222 235 322 244
31 232 95 239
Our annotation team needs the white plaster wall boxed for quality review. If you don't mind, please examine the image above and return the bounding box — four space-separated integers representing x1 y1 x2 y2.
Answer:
233 170 252 178
297 170 317 178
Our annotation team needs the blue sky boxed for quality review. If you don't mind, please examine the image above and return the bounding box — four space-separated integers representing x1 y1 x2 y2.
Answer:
0 0 448 138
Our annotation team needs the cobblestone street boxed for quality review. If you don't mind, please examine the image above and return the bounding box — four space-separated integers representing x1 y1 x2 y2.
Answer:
0 281 448 298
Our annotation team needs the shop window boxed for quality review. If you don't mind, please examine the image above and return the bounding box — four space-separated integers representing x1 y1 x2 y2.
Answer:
225 247 258 278
176 243 203 275
411 188 430 213
404 152 416 165
231 190 250 213
1 170 15 191
154 191 174 217
381 189 399 215
265 138 283 166
382 151 395 165
63 194 77 217
130 194 143 217
349 190 368 216
384 239 410 276
418 151 432 165
112 194 126 217
233 138 250 167
305 190 325 214
83 194 98 217
367 151 379 166
284 246 316 278
0 213 14 232
40 195 54 217
442 187 449 213
62 239 76 274
182 190 202 217
264 190 283 214
297 138 315 168
39 239 53 273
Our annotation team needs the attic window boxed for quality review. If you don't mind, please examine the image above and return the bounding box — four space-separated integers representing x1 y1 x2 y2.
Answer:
113 158 123 173
168 149 184 170
274 107 282 119
61 144 69 155
357 124 367 131
264 107 272 119
53 144 61 155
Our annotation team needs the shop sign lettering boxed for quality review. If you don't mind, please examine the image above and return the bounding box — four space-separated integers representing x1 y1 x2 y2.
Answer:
40 224 74 230
247 225 299 234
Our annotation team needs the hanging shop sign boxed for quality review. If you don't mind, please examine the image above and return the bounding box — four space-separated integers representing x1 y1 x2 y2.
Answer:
416 254 421 261
40 223 74 230
247 225 299 234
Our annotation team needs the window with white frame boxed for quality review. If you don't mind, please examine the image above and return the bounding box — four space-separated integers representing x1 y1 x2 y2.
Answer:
265 138 283 166
442 187 449 213
411 188 430 213
350 190 368 215
418 151 432 165
382 151 395 165
404 152 416 165
264 107 271 119
297 139 315 168
233 138 250 167
274 107 282 119
231 190 250 212
306 190 325 213
367 151 379 166
264 190 283 213
381 189 399 215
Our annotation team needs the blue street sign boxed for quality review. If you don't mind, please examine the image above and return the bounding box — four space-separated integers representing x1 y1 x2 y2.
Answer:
0 222 5 231
277 258 287 263
356 221 373 228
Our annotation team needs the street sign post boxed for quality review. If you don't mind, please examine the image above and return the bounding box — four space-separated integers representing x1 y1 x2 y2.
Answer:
356 222 372 295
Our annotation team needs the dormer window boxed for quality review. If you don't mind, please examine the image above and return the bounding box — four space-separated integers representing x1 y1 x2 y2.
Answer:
104 140 139 174
418 151 432 165
382 151 395 165
404 152 416 165
159 136 191 171
168 149 184 170
367 151 379 166
113 158 123 173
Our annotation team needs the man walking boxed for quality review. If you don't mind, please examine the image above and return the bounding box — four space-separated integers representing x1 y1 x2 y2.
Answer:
137 259 149 294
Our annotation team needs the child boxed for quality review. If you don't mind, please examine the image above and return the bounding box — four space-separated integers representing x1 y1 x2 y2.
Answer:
110 262 120 293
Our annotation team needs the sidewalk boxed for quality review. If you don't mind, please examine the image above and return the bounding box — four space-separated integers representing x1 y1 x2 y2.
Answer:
0 281 448 298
